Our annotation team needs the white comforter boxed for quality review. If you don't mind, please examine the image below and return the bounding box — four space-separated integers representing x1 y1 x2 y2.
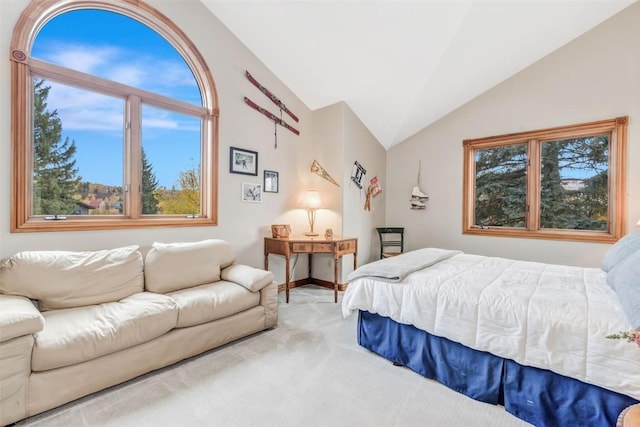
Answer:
342 250 640 400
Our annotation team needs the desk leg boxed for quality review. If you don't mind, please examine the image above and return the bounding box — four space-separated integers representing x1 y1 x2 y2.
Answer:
285 255 290 303
333 255 339 303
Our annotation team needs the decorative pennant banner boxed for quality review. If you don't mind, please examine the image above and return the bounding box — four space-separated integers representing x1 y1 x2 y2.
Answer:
311 160 339 186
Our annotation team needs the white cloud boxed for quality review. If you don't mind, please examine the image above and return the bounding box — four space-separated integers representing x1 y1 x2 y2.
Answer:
36 43 200 132
44 44 119 75
39 42 197 97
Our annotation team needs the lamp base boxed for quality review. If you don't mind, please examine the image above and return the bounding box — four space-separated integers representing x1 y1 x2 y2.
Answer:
303 232 319 236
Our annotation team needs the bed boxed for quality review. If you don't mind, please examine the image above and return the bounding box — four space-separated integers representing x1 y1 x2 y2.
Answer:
342 238 640 427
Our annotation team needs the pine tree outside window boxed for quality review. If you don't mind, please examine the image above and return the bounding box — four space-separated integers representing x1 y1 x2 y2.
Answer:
10 0 218 232
463 117 627 243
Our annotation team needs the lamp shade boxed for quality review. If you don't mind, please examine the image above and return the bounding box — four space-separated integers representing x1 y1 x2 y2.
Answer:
300 190 322 209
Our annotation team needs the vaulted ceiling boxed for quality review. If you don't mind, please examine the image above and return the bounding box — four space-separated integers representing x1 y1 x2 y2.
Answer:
200 1 636 149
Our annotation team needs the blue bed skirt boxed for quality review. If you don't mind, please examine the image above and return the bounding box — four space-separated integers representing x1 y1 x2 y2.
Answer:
357 310 638 427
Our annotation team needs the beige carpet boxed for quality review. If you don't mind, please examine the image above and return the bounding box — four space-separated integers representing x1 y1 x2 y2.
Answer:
16 286 531 427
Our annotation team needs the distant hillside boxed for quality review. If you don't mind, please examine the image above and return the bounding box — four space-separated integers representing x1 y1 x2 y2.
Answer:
74 181 123 214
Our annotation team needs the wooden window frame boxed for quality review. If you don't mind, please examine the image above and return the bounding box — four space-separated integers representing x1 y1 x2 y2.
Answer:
10 0 219 232
463 117 627 243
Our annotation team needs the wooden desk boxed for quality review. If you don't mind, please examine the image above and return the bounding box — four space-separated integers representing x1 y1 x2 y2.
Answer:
264 235 357 303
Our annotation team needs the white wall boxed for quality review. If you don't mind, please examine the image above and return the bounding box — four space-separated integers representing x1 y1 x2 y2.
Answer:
265 101 346 284
5 0 632 274
308 102 387 283
386 2 640 268
0 0 388 287
0 0 314 268
342 104 387 269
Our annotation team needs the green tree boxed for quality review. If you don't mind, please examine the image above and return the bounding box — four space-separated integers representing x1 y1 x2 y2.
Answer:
141 147 159 214
540 137 608 230
32 79 81 215
155 167 200 214
474 135 608 230
475 144 527 227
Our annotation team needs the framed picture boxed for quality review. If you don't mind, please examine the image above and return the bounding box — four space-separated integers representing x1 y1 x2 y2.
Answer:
230 146 258 176
264 170 279 193
242 183 262 203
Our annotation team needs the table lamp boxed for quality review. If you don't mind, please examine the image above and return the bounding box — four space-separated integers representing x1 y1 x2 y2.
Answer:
300 190 322 236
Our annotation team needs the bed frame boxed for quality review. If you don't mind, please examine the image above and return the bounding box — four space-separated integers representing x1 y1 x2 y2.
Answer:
358 310 638 426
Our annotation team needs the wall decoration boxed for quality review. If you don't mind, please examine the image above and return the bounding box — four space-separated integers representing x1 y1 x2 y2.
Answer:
364 176 382 211
351 161 366 189
242 183 262 202
246 71 299 122
410 160 429 210
311 160 339 186
370 176 382 197
245 70 300 148
264 170 279 193
244 97 300 137
230 147 258 176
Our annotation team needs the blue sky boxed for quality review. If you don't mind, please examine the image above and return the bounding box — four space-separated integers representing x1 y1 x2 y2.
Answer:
32 9 201 188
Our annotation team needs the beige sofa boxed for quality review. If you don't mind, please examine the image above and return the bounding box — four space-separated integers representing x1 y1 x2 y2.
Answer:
0 239 278 426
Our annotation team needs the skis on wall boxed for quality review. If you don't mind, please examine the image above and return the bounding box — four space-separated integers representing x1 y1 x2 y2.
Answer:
246 70 299 123
244 97 300 136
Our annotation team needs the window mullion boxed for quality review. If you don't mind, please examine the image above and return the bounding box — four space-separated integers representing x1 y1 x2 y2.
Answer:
527 139 541 232
610 119 628 237
127 95 142 219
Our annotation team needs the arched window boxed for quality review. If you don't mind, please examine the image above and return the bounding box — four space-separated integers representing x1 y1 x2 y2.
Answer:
10 0 218 232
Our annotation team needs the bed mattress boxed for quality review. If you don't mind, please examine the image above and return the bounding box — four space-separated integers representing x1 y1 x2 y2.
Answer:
342 250 640 400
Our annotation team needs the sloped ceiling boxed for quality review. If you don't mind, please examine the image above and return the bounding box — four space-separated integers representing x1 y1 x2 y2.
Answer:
200 1 636 149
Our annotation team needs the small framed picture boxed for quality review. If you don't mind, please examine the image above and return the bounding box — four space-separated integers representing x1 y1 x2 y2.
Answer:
230 146 258 176
242 183 262 203
264 170 279 193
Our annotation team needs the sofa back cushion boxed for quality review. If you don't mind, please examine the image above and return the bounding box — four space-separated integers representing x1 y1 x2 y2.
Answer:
144 239 236 293
0 246 143 310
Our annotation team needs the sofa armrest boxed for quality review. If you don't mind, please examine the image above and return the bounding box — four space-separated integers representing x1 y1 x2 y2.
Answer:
259 281 278 328
221 264 274 292
0 294 44 343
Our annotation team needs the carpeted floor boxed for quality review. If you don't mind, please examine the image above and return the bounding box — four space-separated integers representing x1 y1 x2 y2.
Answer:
15 286 531 427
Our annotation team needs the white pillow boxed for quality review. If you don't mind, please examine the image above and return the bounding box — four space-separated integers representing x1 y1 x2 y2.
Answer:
606 249 640 328
0 246 143 310
144 239 236 293
601 230 640 272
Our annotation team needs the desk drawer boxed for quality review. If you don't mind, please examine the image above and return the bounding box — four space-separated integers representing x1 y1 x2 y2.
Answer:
313 243 332 253
338 240 356 253
292 243 313 253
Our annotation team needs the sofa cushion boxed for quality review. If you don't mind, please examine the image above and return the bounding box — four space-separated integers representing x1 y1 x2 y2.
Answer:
221 264 274 292
168 280 260 328
32 292 178 371
144 239 236 294
0 246 143 311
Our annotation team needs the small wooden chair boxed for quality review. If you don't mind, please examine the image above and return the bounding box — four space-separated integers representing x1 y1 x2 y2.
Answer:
376 227 405 259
